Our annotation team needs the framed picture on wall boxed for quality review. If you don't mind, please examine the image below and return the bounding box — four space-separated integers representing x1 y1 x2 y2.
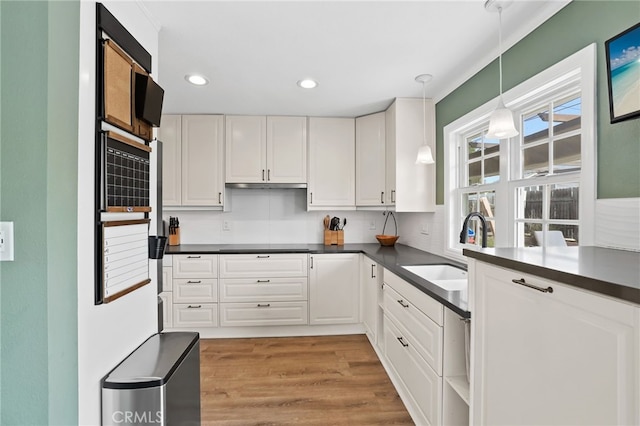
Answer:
605 22 640 123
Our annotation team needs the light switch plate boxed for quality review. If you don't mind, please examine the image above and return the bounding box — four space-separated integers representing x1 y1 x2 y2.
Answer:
0 222 15 261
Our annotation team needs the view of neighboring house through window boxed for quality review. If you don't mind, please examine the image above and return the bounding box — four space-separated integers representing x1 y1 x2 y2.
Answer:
444 44 596 258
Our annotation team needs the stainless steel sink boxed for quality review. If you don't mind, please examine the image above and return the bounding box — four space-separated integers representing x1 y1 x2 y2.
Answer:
401 264 468 291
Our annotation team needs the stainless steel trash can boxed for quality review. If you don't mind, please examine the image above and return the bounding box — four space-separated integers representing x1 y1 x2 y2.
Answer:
102 332 200 425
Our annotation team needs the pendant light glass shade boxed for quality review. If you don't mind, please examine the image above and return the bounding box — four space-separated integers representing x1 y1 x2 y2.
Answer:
486 97 518 139
415 73 435 165
485 0 519 140
416 145 435 164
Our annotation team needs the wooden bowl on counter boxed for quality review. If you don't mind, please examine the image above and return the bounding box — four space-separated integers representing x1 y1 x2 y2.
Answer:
376 234 399 246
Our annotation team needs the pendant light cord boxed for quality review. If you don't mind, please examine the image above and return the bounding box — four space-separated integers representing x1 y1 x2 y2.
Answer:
422 80 426 145
498 6 503 97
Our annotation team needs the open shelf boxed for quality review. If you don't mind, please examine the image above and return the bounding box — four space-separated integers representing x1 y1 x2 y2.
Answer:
445 375 470 405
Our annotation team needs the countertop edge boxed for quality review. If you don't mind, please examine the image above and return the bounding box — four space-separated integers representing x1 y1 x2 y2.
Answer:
463 248 640 305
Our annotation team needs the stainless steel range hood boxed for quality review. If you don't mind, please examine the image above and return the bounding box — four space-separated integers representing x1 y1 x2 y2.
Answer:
225 183 307 189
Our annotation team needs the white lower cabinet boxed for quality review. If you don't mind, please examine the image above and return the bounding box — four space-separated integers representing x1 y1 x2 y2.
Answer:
361 255 381 344
384 317 442 426
218 254 309 327
309 253 360 325
220 302 308 327
470 260 640 426
171 255 219 328
159 292 173 329
173 303 219 328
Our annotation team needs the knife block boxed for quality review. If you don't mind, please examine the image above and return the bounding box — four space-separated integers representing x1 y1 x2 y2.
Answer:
168 228 181 246
324 230 344 246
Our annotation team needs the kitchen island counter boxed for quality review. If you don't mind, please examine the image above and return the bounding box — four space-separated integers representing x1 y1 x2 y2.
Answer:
165 243 470 317
463 246 640 305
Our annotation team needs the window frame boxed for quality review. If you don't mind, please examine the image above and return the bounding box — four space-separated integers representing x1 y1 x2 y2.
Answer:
444 44 596 261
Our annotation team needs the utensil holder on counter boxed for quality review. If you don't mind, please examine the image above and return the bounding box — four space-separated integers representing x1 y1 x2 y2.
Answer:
324 230 344 246
148 236 167 259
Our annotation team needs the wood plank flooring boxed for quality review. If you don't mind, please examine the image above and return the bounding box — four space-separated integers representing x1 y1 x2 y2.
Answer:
200 334 413 425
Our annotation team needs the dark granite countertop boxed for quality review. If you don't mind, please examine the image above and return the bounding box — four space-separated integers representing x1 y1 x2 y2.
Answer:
463 246 640 305
165 243 470 317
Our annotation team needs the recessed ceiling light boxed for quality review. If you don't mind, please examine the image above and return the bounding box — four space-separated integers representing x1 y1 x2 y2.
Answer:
185 74 209 86
297 79 318 89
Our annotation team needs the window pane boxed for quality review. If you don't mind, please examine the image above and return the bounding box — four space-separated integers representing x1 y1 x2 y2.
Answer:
484 137 500 155
468 161 481 186
479 191 496 246
550 183 579 220
553 95 581 136
521 222 542 247
549 224 579 245
468 134 482 161
523 108 549 144
523 143 549 177
517 186 543 219
483 156 500 184
463 193 478 216
553 134 581 174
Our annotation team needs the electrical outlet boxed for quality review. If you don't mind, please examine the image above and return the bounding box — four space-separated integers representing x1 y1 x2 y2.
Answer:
0 222 15 261
222 221 231 232
368 220 376 231
421 224 430 235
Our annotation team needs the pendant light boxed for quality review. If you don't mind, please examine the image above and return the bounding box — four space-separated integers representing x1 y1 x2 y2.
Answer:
485 0 519 139
415 73 435 164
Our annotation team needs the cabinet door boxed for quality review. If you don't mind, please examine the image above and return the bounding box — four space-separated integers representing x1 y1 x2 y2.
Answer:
309 253 360 324
162 266 172 293
356 112 386 206
308 117 355 208
225 115 266 183
385 104 396 205
266 116 307 183
173 303 218 328
361 255 380 343
172 255 218 278
181 115 224 206
471 261 640 426
158 115 181 206
390 99 435 212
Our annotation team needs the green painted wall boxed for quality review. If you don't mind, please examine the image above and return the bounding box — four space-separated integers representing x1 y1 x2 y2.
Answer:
0 1 79 424
436 0 640 204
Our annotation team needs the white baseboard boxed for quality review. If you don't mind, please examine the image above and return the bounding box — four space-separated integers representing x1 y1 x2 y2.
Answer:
166 323 366 339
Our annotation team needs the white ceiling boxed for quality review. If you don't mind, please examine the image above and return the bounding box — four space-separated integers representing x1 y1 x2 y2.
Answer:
140 0 570 118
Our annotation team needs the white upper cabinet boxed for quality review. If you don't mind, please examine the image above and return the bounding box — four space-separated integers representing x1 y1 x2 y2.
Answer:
266 116 307 183
226 115 307 184
225 115 267 183
159 115 224 207
386 98 435 212
181 115 224 206
356 112 387 206
385 105 397 206
308 117 355 209
159 115 182 206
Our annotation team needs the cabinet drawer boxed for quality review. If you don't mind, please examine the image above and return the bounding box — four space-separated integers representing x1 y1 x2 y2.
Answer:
220 302 308 327
220 277 308 302
219 254 307 278
384 269 443 326
172 255 218 278
173 278 218 303
173 303 218 328
384 284 443 374
384 315 442 426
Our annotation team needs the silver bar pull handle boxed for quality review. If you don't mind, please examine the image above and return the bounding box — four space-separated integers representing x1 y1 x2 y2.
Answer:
397 337 409 347
268 169 271 181
397 299 409 308
262 169 265 181
381 192 385 204
310 192 313 204
310 256 314 269
187 280 202 284
511 278 554 293
187 255 201 259
257 304 271 308
256 279 270 283
256 255 270 259
371 264 376 278
187 305 202 309
218 192 222 204
391 189 396 203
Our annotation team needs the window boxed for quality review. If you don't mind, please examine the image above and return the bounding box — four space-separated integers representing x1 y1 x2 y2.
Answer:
444 44 596 259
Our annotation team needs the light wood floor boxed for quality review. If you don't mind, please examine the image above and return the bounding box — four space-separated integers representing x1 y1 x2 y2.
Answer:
200 334 413 425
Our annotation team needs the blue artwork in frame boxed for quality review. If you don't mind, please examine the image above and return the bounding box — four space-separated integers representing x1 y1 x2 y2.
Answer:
605 22 640 123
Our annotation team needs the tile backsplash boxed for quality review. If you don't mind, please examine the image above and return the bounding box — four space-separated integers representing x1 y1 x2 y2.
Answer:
163 188 388 245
